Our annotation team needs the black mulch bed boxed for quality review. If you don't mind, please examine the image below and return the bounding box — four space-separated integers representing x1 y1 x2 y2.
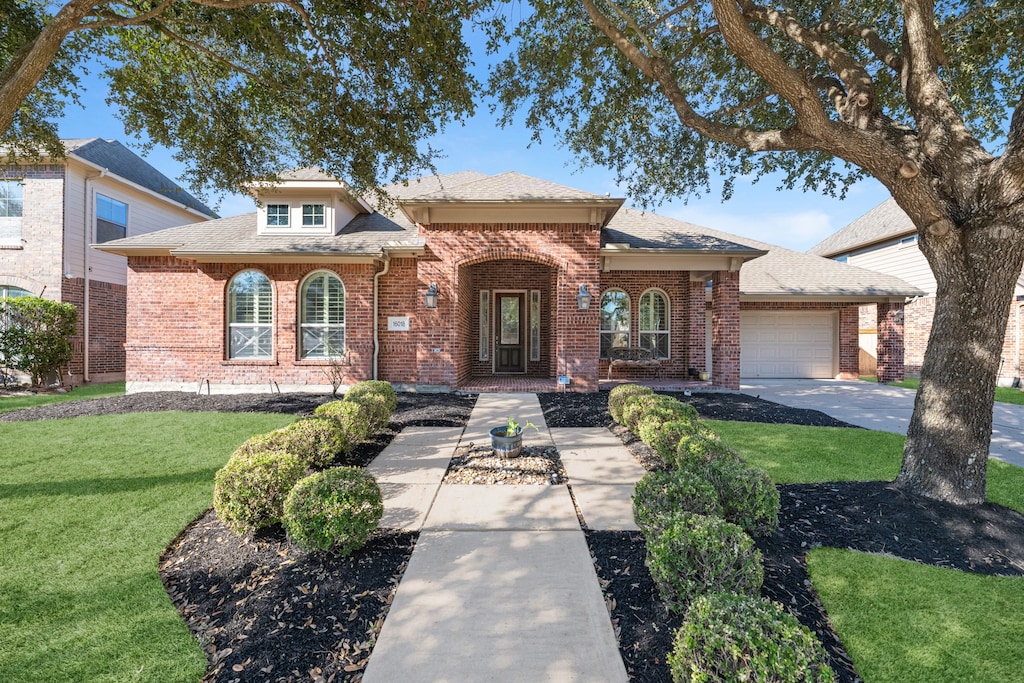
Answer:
538 389 856 429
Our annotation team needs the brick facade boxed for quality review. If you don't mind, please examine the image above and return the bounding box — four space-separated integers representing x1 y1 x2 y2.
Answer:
62 278 128 382
877 301 906 383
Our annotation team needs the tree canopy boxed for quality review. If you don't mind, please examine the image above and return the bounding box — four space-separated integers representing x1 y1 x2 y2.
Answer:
0 0 479 197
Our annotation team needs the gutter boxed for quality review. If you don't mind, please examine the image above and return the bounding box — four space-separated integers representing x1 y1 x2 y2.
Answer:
372 255 391 380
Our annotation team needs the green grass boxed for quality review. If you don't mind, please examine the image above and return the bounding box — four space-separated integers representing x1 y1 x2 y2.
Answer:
709 419 1024 681
808 548 1024 683
708 420 1024 512
0 411 294 682
860 375 1024 405
0 382 126 413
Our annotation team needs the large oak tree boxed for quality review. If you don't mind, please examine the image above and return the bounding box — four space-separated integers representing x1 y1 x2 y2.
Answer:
485 0 1024 505
0 0 478 195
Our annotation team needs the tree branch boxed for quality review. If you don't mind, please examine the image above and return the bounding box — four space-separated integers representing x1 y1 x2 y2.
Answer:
816 21 903 73
708 0 832 140
641 0 698 33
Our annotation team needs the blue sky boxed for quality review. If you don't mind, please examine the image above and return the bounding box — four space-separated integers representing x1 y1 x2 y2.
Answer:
55 27 894 252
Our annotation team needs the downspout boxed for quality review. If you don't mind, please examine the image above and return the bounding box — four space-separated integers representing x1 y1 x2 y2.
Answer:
372 254 391 380
82 168 108 382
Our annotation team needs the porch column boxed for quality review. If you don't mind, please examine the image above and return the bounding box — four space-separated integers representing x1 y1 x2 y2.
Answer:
687 279 707 373
711 271 740 389
838 306 859 379
877 301 905 383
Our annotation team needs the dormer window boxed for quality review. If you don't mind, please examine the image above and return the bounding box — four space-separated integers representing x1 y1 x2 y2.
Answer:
267 204 289 227
302 203 325 228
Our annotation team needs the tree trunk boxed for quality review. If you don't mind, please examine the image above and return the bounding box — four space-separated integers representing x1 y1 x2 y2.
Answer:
896 215 1024 505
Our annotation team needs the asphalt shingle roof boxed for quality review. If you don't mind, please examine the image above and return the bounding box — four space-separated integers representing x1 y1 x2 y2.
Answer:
70 139 215 216
96 170 922 297
808 198 915 257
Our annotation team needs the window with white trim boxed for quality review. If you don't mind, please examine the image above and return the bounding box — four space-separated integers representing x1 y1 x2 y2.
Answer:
529 290 540 361
639 289 670 359
227 270 273 359
479 290 490 360
96 194 128 243
0 179 24 245
600 289 630 359
0 285 31 299
302 203 325 227
267 204 289 227
299 271 345 358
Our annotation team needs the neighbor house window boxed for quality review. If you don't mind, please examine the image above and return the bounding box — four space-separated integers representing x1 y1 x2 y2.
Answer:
227 270 273 359
267 204 289 227
96 194 128 243
302 203 325 227
639 289 669 359
0 285 31 299
299 271 345 358
0 179 24 245
600 289 630 359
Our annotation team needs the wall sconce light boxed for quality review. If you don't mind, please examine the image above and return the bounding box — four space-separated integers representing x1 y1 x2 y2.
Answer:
424 282 439 309
576 284 592 310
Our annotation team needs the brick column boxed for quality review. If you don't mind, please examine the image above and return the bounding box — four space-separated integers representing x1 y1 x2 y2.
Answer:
877 301 905 383
711 271 740 389
838 306 859 379
687 279 707 373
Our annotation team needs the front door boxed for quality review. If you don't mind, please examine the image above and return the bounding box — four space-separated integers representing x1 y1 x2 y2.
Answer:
494 292 526 373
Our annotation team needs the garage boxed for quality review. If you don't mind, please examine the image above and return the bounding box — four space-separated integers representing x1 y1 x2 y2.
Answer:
740 311 836 378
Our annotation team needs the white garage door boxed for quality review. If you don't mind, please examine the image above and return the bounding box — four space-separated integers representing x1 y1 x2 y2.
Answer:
740 311 836 378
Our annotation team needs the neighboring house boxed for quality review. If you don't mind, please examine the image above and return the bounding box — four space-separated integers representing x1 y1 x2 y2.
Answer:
811 199 1024 384
96 170 920 394
0 138 214 383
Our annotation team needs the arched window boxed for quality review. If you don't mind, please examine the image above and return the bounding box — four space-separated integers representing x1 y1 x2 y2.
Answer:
0 285 31 299
227 270 273 359
639 289 670 359
600 289 630 359
299 271 345 359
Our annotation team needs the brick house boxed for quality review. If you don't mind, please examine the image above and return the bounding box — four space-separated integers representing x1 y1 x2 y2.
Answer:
96 170 920 393
0 138 214 383
811 199 1023 384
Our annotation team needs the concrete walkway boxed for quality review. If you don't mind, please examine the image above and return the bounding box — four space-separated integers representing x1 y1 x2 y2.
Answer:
742 379 1024 468
363 393 638 682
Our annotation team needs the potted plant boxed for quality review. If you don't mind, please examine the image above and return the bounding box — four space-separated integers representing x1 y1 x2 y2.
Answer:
489 416 537 458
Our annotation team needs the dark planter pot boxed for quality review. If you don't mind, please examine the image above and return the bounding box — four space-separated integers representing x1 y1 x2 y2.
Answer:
490 426 523 458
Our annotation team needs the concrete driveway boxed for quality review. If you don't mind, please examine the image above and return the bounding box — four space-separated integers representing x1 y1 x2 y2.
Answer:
740 379 1024 469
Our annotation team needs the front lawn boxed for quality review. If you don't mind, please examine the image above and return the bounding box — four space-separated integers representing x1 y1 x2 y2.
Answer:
860 375 1024 405
0 382 125 413
0 411 294 682
710 419 1024 682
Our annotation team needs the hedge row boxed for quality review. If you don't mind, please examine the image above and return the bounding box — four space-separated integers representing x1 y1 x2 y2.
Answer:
610 384 833 682
212 380 396 554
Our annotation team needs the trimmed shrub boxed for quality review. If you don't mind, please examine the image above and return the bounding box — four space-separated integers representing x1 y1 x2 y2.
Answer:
698 458 780 537
230 418 346 468
315 400 371 451
645 514 763 612
213 450 306 533
639 418 699 463
633 469 720 537
669 592 836 683
608 384 654 423
671 430 742 470
621 394 681 432
345 380 398 414
344 391 392 432
283 467 384 554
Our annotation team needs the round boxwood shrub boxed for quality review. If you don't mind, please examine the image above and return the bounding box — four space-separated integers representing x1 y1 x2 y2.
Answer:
344 391 392 432
213 450 306 533
671 430 742 470
669 591 835 683
645 513 763 613
633 469 720 537
639 417 699 464
697 458 780 537
345 380 398 413
608 384 654 423
315 400 371 451
231 418 347 469
621 394 682 432
283 467 384 554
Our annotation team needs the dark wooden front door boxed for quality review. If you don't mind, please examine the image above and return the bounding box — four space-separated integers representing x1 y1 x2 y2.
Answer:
494 292 526 373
